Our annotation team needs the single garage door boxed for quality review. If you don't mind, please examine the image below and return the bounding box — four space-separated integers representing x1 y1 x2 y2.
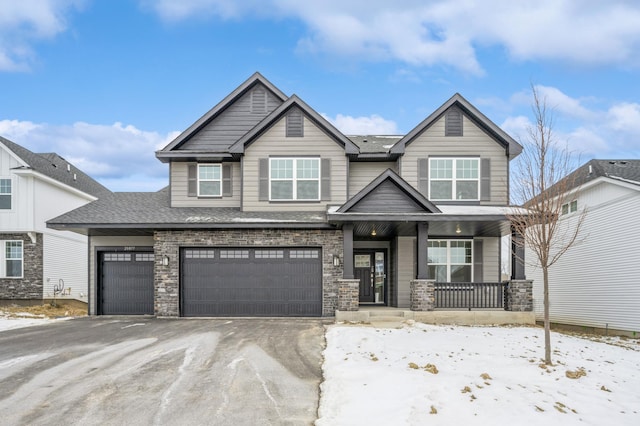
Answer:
181 247 322 317
99 252 154 315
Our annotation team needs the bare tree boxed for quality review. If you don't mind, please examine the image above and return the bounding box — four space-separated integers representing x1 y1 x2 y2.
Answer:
509 85 586 365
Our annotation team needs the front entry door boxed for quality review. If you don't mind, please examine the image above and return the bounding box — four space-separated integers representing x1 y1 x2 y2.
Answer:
354 251 386 304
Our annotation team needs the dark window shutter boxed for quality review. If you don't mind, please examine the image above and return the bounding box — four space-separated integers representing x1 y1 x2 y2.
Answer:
222 164 232 197
321 158 331 200
445 108 463 136
187 164 197 197
286 108 304 137
481 158 491 201
473 239 483 282
259 158 269 201
418 158 429 197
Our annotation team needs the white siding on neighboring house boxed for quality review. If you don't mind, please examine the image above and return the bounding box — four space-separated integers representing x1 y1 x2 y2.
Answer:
88 236 155 315
243 116 348 211
33 178 94 232
43 233 88 303
528 180 640 333
401 114 508 205
170 161 241 207
348 162 397 198
0 147 33 230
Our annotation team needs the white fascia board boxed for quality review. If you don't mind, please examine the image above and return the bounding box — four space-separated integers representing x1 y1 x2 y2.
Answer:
11 169 98 201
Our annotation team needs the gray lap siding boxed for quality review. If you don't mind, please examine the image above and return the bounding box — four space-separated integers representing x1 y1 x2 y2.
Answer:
153 229 343 316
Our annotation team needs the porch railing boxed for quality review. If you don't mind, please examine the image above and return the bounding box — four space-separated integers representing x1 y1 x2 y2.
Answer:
434 282 508 310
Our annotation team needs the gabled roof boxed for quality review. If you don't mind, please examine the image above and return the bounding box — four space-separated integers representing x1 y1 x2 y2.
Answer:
0 135 111 198
337 168 441 214
156 72 288 158
390 93 523 159
229 95 360 155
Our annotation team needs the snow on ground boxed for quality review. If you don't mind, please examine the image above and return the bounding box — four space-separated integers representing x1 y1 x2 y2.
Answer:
0 312 56 332
317 323 640 426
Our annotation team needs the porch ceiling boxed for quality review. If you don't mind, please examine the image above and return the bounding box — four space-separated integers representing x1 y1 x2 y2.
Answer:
352 219 510 239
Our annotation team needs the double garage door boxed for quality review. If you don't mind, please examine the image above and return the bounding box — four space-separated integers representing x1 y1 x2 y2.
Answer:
181 247 322 317
98 248 322 317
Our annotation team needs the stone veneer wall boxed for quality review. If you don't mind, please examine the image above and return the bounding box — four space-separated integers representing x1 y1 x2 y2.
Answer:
507 279 533 312
0 233 43 300
153 229 343 317
410 279 435 311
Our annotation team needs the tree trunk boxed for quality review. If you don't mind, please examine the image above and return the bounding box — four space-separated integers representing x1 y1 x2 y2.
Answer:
543 266 551 364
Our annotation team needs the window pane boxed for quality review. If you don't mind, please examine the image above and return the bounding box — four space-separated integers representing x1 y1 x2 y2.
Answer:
450 241 472 264
456 159 478 179
271 181 293 199
451 265 472 282
0 179 10 193
428 241 447 264
430 159 452 179
429 265 447 282
570 200 577 212
562 204 568 215
0 195 10 209
296 159 319 179
297 180 319 199
199 181 220 196
6 260 22 277
456 181 478 200
271 159 293 179
199 165 220 180
430 181 452 199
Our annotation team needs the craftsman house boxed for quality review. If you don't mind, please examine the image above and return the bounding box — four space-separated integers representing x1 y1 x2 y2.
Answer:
48 72 532 317
0 136 110 305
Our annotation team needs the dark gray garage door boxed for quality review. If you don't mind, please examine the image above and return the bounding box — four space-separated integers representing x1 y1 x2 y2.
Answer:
99 252 154 315
181 247 322 317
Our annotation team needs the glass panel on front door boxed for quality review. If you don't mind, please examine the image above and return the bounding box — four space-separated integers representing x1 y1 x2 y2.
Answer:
374 252 385 303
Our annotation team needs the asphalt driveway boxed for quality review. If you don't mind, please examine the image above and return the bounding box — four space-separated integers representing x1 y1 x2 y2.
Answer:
0 317 327 425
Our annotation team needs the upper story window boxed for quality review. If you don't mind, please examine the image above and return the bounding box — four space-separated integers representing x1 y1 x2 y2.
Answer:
561 200 578 215
1 240 23 278
270 158 320 201
198 164 221 197
0 178 11 210
428 240 472 282
429 158 479 201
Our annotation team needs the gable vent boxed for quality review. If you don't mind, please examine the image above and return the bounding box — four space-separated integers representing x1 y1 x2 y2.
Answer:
445 107 463 137
286 108 304 137
251 88 267 114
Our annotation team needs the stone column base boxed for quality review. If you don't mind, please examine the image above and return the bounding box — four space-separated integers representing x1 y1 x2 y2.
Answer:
337 279 360 311
410 279 435 311
507 279 533 312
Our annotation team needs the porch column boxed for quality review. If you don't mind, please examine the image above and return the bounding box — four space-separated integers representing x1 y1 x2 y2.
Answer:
343 223 354 279
511 228 526 280
416 222 429 279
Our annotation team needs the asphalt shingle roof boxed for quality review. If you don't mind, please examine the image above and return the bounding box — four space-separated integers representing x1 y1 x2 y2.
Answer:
348 135 402 153
564 159 640 191
1 136 111 198
48 190 328 227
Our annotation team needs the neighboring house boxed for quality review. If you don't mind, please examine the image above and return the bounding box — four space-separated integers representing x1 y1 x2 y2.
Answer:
0 136 111 305
48 72 529 317
527 159 640 335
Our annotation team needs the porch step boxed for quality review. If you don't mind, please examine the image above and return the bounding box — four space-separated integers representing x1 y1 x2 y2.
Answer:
367 310 407 318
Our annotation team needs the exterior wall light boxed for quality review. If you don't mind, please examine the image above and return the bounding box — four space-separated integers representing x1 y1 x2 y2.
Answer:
332 254 341 267
162 255 170 266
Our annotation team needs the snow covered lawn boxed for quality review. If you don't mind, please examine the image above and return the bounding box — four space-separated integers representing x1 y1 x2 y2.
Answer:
0 312 57 332
317 323 640 426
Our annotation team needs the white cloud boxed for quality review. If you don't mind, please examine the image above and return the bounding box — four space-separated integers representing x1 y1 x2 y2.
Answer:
0 120 176 191
0 0 84 71
144 0 640 73
322 113 398 135
504 87 640 159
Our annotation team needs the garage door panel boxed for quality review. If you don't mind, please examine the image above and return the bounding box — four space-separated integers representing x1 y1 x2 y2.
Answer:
181 247 322 317
100 252 154 315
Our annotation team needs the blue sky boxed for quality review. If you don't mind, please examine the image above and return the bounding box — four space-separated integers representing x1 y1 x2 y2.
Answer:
1 0 640 192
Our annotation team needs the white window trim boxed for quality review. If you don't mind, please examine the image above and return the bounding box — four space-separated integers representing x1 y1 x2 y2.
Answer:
1 240 23 279
428 239 473 282
0 176 12 211
197 164 222 197
269 157 320 201
429 158 480 201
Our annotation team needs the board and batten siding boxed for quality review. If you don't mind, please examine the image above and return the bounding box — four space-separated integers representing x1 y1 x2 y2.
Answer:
348 162 397 198
170 161 241 207
0 147 33 231
88 236 154 315
242 116 348 212
401 114 509 205
178 85 283 151
43 232 88 303
528 181 640 333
